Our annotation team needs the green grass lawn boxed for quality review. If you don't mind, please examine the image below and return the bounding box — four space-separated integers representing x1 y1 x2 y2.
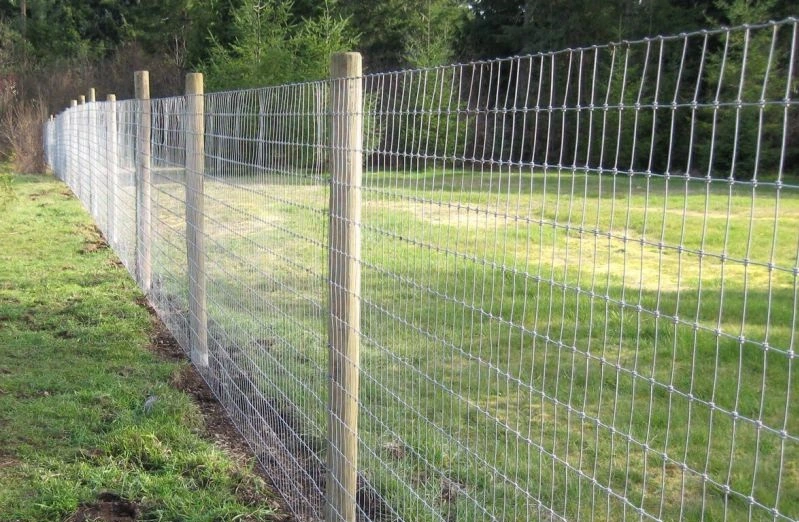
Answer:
360 169 798 521
139 165 798 522
0 170 280 521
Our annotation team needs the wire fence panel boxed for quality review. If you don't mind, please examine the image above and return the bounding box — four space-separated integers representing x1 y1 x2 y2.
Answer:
197 84 332 521
114 99 140 278
148 96 190 354
357 19 799 522
44 18 798 522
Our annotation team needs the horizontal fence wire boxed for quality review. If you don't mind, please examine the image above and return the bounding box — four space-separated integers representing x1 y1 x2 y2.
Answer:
45 18 798 522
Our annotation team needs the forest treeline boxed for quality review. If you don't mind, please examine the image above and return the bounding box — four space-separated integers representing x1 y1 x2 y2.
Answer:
1 0 796 174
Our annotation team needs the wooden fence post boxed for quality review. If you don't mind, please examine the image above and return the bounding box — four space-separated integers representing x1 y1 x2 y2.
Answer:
327 52 363 522
77 95 86 202
135 71 152 294
68 100 77 187
106 94 118 248
185 72 208 368
88 88 97 217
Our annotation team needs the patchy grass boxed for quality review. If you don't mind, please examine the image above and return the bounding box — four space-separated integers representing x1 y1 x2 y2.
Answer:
0 172 281 521
0 164 15 210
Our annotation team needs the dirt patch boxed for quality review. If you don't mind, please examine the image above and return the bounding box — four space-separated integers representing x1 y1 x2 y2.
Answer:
67 492 139 522
0 455 20 469
150 321 184 362
80 238 108 255
171 365 250 454
78 224 109 255
13 389 51 399
55 329 76 339
139 298 185 363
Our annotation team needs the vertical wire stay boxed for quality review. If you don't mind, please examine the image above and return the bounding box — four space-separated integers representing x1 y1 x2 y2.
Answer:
45 19 798 522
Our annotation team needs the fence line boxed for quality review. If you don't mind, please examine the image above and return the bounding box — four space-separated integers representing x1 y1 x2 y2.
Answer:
45 19 798 522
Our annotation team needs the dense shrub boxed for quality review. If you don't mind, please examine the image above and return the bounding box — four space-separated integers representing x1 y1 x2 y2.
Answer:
1 96 46 173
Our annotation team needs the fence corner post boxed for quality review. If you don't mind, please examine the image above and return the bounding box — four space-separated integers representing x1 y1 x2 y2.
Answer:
327 51 363 522
185 72 208 368
135 70 152 294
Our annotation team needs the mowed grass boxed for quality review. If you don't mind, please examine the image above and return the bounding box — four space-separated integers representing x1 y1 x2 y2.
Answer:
0 171 279 521
145 166 798 521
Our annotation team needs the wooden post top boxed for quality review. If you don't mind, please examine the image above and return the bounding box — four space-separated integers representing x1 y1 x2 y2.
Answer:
134 71 150 100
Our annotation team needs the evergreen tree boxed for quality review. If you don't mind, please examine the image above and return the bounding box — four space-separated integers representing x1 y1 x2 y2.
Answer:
202 0 356 91
339 0 469 71
694 0 796 178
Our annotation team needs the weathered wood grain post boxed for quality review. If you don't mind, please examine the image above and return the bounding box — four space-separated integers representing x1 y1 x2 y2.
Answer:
77 95 85 202
53 114 60 178
327 52 363 522
68 100 77 187
88 88 97 218
44 114 52 175
106 94 118 248
185 72 208 368
135 71 152 294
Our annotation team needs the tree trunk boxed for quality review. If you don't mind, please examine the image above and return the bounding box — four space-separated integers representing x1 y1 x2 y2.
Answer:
20 0 27 36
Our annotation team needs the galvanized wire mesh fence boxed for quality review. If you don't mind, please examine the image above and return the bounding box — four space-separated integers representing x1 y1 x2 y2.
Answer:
45 19 798 522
